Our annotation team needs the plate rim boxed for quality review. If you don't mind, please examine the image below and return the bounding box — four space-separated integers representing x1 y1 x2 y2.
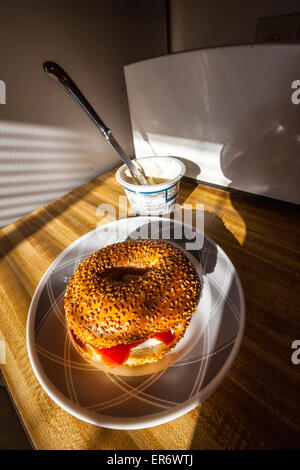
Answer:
26 216 246 430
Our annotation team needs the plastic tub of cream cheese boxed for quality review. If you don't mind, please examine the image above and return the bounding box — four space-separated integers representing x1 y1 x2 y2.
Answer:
116 156 185 215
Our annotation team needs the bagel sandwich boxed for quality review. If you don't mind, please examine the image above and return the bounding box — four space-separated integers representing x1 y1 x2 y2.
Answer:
64 239 201 368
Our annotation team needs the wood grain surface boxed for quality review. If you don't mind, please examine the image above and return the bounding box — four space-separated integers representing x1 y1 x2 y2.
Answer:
0 168 299 450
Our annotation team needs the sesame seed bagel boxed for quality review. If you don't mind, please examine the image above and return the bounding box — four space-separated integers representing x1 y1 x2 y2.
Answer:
64 239 201 367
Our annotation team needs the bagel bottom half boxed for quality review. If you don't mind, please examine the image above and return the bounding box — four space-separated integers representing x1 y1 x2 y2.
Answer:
70 320 188 368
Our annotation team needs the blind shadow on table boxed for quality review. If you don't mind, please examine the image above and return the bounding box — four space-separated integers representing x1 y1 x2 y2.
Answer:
0 173 113 262
188 193 300 450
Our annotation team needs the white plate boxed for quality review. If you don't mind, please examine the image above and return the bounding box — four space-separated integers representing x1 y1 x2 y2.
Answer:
26 216 245 429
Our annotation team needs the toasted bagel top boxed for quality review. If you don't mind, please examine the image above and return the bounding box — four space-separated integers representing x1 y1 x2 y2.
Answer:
64 239 201 349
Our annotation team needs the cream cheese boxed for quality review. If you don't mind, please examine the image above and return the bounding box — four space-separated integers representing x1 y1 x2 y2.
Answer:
130 338 161 351
122 157 181 186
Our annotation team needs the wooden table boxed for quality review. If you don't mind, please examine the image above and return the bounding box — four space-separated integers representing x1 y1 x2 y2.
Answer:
0 168 299 450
